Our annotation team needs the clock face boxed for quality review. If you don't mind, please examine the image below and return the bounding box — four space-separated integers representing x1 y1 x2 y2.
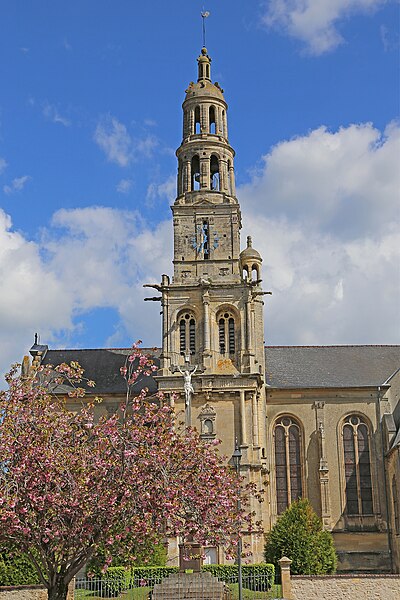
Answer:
192 223 209 255
191 224 220 256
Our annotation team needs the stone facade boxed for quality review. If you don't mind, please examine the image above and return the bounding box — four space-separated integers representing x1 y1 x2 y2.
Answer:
29 45 400 572
147 47 269 561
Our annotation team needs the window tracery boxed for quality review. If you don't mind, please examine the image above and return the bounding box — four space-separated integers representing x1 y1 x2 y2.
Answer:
274 416 303 514
342 415 373 516
179 312 196 355
217 310 235 355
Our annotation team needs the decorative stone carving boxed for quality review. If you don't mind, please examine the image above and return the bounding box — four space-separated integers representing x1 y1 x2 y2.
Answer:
199 403 216 439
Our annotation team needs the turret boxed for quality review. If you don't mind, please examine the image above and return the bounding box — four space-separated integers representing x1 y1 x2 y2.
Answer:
176 48 235 200
240 236 263 282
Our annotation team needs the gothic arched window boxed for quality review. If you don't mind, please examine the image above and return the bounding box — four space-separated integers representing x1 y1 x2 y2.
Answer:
191 155 200 191
217 311 235 355
179 312 196 355
210 155 220 191
209 106 216 134
274 416 303 514
342 415 373 516
194 106 201 134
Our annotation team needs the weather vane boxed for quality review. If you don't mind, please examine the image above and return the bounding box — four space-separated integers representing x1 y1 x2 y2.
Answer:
201 9 210 48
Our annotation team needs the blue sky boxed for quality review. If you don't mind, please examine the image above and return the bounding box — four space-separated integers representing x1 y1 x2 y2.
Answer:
0 0 399 377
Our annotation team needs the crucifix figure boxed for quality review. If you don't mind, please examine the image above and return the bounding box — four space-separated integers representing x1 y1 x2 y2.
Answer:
177 353 198 427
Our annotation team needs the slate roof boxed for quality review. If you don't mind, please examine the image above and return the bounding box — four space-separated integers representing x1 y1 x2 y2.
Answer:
41 348 160 395
265 345 400 389
38 345 400 393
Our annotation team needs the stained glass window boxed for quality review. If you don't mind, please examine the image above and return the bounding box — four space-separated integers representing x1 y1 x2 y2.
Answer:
274 416 303 514
343 415 373 516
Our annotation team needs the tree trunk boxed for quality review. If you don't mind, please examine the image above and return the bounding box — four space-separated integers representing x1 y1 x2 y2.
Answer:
47 578 69 600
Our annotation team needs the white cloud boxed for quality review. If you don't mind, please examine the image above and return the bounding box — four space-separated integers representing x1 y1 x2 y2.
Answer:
0 205 172 382
262 0 388 54
116 178 133 194
1 120 398 381
0 158 7 174
146 174 176 205
3 175 31 195
94 116 132 167
42 102 71 127
0 209 74 379
238 120 400 344
94 115 160 166
137 135 159 158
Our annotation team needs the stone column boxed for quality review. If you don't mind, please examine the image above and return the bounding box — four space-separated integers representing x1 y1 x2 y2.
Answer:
184 159 191 193
217 106 223 135
240 389 248 447
246 299 253 353
314 401 332 530
223 110 228 139
201 104 208 133
203 290 210 357
252 391 259 448
177 161 182 196
219 158 228 192
228 161 235 195
279 556 292 600
189 108 194 136
200 156 209 189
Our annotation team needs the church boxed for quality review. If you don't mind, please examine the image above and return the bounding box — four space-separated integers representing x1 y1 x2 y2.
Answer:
28 46 400 573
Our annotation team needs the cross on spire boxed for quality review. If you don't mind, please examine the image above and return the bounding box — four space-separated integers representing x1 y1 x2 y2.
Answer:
201 10 210 48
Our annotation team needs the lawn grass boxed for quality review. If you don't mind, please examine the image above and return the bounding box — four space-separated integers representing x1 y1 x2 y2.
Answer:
75 583 283 599
228 583 282 599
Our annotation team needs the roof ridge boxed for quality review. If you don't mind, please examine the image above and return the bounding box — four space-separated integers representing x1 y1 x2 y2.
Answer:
264 345 400 349
46 347 160 352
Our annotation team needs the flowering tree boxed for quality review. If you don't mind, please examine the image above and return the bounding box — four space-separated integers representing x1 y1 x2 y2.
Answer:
0 345 255 600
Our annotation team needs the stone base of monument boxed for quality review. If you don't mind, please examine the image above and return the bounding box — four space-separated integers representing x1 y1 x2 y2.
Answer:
151 571 230 600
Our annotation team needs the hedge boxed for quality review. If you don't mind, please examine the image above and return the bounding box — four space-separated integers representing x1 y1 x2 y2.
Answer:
0 549 40 586
203 564 275 589
128 566 179 586
101 563 274 591
101 568 126 597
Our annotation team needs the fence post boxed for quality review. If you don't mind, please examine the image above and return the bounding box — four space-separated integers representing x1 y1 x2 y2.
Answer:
67 577 76 600
279 556 292 599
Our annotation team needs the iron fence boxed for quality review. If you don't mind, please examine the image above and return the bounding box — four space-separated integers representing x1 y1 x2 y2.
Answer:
75 571 283 600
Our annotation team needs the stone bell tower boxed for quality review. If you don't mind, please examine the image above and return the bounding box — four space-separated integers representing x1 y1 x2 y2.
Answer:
145 47 269 561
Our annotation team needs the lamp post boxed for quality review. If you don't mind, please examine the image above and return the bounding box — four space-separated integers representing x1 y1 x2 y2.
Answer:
232 440 243 600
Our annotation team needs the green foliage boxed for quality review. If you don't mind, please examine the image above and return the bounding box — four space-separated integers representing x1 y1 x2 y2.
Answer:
92 563 275 593
128 566 179 586
264 498 337 575
0 547 40 585
203 564 275 590
86 541 167 577
102 567 126 597
0 561 9 586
